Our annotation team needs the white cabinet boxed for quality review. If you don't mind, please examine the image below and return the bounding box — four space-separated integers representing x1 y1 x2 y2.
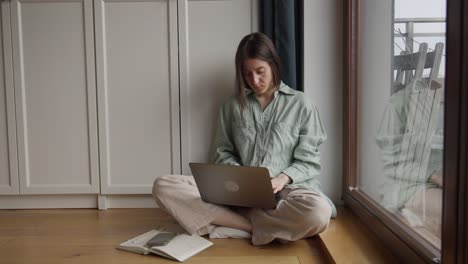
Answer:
0 0 259 205
0 0 19 195
95 0 180 194
11 0 99 194
179 0 259 174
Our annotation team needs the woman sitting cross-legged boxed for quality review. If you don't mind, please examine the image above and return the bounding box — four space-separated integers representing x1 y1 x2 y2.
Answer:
152 32 336 246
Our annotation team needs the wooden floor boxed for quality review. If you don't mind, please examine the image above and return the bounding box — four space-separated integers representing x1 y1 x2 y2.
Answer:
0 208 327 264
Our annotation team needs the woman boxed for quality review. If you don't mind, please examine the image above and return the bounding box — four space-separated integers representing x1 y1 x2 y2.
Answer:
153 32 336 246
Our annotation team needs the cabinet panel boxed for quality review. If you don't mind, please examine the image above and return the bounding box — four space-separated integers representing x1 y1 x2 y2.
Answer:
179 0 259 174
0 1 18 195
95 0 179 194
11 0 99 194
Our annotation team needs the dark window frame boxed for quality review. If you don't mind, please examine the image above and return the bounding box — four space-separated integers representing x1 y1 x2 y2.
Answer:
343 0 467 262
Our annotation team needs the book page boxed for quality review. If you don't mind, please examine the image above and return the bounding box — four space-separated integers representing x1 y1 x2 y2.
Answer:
117 230 160 254
150 234 213 262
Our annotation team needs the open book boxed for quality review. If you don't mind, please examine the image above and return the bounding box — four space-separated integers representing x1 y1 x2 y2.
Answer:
117 230 213 262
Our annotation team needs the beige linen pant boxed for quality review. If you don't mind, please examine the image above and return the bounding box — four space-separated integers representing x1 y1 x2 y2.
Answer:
152 174 331 245
402 186 442 239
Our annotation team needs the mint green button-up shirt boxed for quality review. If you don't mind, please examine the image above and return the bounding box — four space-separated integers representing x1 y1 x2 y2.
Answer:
212 82 336 217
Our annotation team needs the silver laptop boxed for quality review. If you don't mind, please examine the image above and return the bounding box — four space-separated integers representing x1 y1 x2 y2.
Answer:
189 163 277 209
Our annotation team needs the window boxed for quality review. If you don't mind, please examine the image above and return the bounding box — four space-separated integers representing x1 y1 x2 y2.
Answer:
343 0 467 262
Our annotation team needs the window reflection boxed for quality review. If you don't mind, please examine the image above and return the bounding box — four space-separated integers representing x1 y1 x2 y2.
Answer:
357 0 445 250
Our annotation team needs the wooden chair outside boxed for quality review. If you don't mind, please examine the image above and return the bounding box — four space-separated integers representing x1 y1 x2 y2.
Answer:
377 42 445 247
393 43 428 94
394 42 444 202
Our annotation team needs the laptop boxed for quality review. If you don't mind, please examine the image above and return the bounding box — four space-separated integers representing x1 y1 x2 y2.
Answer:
189 163 277 209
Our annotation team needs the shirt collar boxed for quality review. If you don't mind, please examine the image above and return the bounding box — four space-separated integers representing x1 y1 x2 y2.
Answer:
277 82 296 95
244 81 296 96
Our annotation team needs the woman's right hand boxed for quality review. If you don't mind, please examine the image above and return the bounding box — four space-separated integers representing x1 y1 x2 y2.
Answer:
271 173 292 193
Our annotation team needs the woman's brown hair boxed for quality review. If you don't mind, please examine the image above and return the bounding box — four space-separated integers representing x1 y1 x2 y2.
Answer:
235 32 282 112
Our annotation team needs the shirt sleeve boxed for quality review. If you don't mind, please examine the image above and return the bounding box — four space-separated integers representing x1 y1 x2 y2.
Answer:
375 90 439 183
211 102 242 166
282 105 327 184
375 98 406 181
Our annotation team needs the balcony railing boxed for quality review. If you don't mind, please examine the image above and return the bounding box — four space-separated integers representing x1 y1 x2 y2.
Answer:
393 17 446 53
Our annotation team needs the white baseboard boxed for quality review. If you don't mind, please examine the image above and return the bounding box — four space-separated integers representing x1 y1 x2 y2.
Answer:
0 194 98 209
0 194 159 209
101 195 158 210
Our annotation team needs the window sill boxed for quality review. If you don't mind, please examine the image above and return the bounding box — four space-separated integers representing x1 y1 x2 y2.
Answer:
319 206 397 263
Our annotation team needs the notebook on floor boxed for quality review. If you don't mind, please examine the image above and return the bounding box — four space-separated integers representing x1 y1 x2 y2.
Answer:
189 163 277 209
117 229 213 262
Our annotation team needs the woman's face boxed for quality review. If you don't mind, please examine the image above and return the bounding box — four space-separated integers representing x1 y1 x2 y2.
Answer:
242 58 275 97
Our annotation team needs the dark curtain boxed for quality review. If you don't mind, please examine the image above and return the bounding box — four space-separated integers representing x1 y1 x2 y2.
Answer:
262 0 303 91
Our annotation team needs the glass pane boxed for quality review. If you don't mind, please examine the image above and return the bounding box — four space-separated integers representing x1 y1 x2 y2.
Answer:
357 0 445 251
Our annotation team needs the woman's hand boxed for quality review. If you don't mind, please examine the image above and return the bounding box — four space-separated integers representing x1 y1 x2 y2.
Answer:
429 170 443 187
271 173 292 193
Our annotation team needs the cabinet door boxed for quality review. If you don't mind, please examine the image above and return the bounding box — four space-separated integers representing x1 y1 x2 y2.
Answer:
179 0 259 174
95 0 180 194
11 0 99 194
0 0 18 195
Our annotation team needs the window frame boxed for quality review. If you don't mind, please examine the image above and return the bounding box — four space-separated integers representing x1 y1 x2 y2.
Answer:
343 0 467 262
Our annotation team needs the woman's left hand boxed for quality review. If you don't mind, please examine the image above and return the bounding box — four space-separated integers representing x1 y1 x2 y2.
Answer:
271 173 292 193
429 170 443 187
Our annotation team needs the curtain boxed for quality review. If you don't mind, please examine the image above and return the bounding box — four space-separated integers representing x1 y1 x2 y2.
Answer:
262 0 303 91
